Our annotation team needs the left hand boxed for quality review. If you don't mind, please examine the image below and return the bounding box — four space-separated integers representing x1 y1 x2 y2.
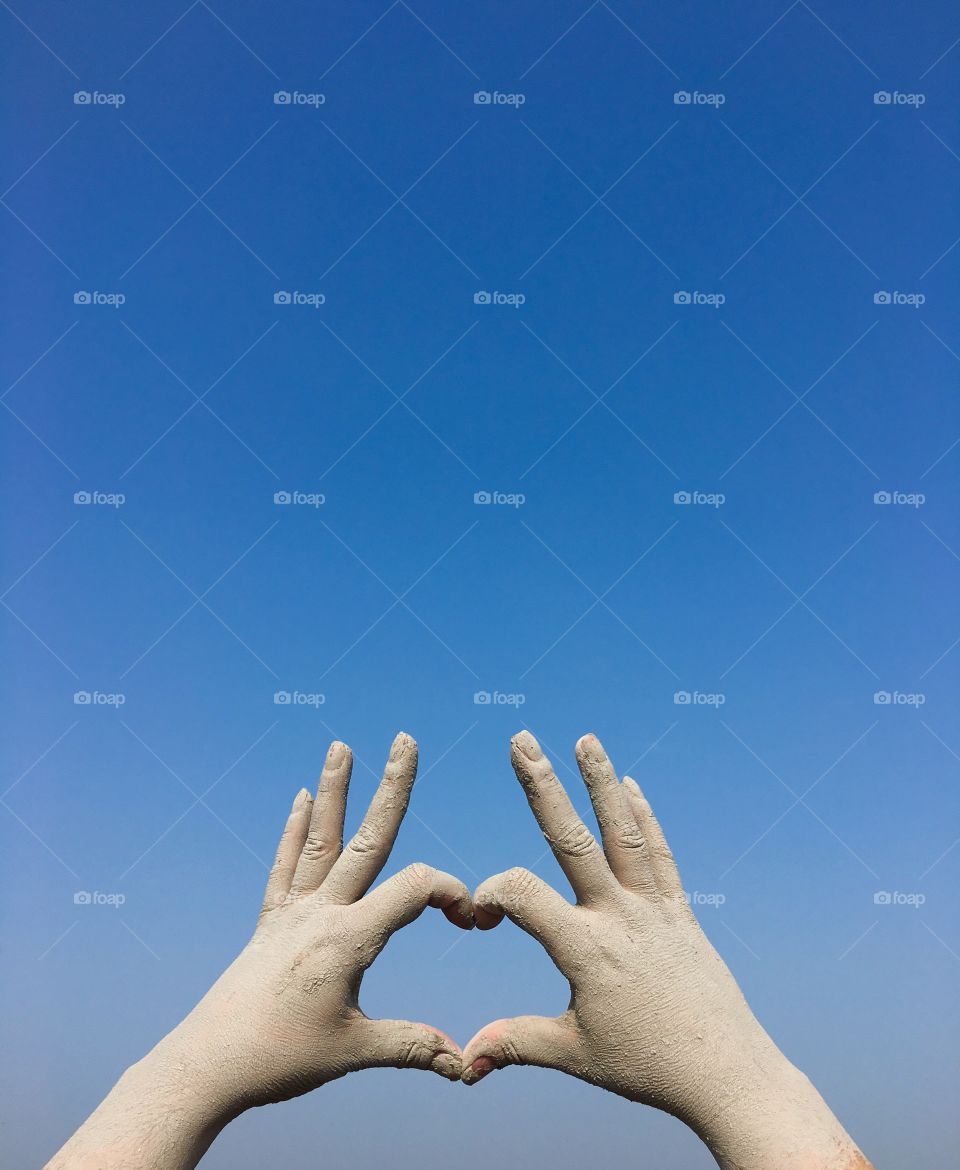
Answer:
178 731 473 1107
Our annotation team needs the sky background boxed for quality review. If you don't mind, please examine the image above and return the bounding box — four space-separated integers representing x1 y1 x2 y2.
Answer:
1 2 958 1167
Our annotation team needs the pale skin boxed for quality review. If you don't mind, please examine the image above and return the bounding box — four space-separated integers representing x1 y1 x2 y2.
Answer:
46 730 875 1170
45 733 473 1170
461 731 875 1170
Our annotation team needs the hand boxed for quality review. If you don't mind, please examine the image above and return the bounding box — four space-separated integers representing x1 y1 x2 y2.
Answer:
47 733 472 1170
461 731 872 1170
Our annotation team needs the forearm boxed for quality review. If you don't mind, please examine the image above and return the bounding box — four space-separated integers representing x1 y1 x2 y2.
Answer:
44 1024 243 1170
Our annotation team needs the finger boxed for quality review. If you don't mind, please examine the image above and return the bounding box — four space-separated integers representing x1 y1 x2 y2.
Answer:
289 740 352 895
359 864 474 950
510 730 617 905
461 1014 578 1084
355 1018 463 1081
472 867 577 967
575 733 654 893
321 732 418 904
260 788 313 915
622 777 684 899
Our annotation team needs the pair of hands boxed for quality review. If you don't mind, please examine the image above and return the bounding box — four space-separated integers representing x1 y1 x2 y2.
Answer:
48 730 872 1170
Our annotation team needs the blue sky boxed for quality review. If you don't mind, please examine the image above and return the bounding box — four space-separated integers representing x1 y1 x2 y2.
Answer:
1 2 958 1167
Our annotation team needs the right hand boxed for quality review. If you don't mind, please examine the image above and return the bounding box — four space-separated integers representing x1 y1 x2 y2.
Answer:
461 731 872 1170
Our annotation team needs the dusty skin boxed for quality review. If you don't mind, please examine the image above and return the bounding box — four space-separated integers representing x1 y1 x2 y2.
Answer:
45 729 875 1170
45 733 472 1170
461 730 875 1170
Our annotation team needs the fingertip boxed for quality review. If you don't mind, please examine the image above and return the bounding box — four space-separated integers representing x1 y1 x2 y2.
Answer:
622 775 649 807
292 787 312 811
511 729 543 763
473 903 503 930
325 740 349 768
461 1055 496 1085
431 1051 462 1080
389 731 417 766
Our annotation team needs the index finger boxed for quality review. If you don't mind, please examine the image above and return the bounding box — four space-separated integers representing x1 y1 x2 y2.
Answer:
320 732 419 904
510 731 617 905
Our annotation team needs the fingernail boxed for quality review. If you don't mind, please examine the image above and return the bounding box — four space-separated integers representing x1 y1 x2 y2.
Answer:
578 733 601 759
326 741 345 767
292 787 311 810
462 1056 495 1084
513 731 542 762
430 1052 461 1080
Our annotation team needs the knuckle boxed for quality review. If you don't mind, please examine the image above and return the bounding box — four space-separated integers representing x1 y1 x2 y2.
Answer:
301 833 339 862
551 820 598 858
402 861 434 890
348 823 379 855
502 866 537 904
615 824 646 851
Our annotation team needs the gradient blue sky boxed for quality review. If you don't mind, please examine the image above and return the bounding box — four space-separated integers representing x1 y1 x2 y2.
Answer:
2 2 958 1167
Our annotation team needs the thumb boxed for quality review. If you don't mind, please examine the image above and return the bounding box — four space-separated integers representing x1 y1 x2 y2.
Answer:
355 1018 463 1081
461 1013 578 1085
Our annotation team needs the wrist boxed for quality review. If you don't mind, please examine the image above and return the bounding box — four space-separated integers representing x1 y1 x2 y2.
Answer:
682 1032 870 1170
45 1023 246 1170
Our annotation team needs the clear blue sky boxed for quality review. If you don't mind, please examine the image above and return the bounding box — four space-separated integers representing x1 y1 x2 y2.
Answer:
2 3 958 1167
